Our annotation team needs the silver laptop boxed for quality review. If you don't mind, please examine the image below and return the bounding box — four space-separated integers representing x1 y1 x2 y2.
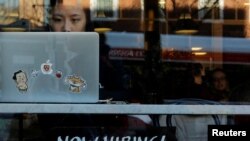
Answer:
0 32 99 103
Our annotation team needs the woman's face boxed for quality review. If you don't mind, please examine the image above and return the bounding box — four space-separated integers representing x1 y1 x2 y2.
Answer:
16 72 27 84
51 2 86 32
213 71 228 91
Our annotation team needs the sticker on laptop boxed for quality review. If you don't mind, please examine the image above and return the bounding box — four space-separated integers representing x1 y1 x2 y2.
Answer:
65 75 87 93
41 60 53 75
31 70 40 78
55 70 63 79
12 70 28 92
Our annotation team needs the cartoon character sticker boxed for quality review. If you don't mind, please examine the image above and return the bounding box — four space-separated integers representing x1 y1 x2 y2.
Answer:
13 70 28 92
41 60 53 75
65 75 87 93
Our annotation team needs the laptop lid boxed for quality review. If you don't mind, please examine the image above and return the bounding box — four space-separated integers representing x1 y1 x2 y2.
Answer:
0 32 99 103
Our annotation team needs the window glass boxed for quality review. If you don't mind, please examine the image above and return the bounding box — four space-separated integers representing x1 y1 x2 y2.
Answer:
1 1 250 105
0 0 250 140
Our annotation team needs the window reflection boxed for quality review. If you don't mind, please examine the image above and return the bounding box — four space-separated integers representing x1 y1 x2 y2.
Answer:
2 2 250 141
0 0 250 103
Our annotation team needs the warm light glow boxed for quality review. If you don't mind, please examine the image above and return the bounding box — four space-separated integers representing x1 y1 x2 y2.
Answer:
179 13 192 19
244 3 250 6
175 29 198 35
159 0 165 5
159 0 166 8
94 28 112 33
192 52 207 56
1 27 26 32
191 47 202 51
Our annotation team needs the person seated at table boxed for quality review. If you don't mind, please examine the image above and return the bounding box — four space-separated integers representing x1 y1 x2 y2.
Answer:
208 68 231 102
182 62 210 99
38 1 129 139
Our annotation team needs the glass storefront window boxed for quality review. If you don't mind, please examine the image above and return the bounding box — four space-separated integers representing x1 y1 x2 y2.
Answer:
1 0 250 141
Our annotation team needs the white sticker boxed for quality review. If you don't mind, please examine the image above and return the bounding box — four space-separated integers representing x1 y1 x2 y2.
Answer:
41 60 53 75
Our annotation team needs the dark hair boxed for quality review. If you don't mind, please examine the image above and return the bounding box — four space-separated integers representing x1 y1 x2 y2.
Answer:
50 0 61 7
49 0 93 31
191 63 203 76
211 68 227 81
13 70 23 80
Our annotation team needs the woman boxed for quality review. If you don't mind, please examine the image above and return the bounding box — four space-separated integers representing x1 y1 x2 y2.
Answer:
40 1 128 139
183 63 210 99
209 68 230 101
49 0 93 32
38 1 97 139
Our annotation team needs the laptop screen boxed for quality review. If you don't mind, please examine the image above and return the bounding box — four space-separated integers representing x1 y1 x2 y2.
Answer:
0 32 99 103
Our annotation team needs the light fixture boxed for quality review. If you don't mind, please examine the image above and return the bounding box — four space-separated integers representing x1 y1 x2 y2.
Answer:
0 19 30 32
94 27 112 33
191 47 202 51
192 52 207 56
175 13 199 35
